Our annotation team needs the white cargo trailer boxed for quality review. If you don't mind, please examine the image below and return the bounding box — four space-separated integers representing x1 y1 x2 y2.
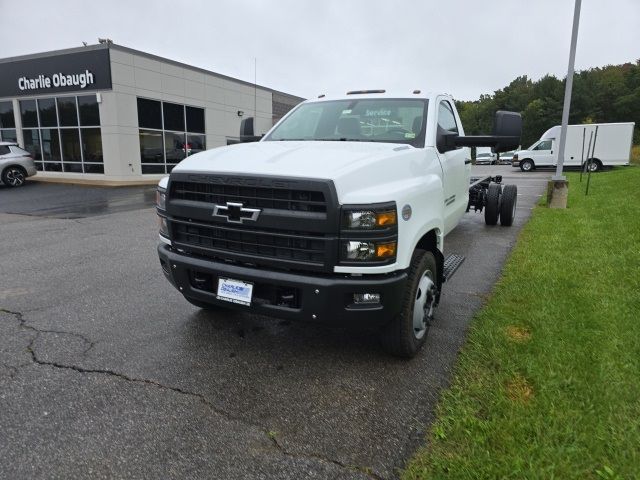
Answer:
512 122 635 172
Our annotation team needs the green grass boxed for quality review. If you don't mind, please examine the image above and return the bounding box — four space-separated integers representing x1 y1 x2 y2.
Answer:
403 167 640 480
631 145 640 166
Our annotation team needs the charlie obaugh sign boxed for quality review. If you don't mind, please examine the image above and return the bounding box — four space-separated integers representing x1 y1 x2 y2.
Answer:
0 48 112 97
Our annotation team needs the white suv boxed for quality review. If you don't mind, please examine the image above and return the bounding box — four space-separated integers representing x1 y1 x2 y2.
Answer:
0 142 37 187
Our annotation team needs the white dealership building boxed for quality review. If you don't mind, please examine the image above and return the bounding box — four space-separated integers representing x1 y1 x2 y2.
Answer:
0 43 303 184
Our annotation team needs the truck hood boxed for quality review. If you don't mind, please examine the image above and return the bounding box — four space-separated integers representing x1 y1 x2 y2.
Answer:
173 141 424 203
173 140 415 179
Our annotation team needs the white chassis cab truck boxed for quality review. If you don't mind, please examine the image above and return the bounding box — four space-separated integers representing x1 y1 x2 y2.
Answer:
156 90 522 357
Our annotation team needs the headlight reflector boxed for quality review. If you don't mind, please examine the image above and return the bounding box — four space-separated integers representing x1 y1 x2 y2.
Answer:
344 241 376 260
343 240 397 261
343 209 396 229
158 215 169 236
156 189 166 210
375 242 397 259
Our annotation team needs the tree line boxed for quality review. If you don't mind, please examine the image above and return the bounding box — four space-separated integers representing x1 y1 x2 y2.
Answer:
455 60 640 148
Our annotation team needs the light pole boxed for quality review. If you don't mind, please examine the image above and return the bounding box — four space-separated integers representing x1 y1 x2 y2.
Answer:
549 0 582 208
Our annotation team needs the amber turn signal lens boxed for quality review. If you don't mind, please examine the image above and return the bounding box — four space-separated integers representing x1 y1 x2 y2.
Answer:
376 210 397 227
375 242 397 258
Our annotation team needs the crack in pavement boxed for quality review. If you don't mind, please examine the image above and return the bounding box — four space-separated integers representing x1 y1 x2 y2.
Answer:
269 435 387 480
1 308 385 479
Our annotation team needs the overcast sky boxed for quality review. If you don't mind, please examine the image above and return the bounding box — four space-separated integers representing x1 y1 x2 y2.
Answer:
1 0 638 100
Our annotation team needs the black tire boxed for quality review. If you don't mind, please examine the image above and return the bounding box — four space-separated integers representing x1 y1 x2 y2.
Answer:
499 184 518 226
520 159 534 172
585 159 602 172
1 166 27 187
484 183 501 225
379 249 438 358
183 295 227 311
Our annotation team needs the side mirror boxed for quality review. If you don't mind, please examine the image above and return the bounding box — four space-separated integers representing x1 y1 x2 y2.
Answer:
239 117 261 143
451 110 522 153
436 127 458 153
492 111 522 152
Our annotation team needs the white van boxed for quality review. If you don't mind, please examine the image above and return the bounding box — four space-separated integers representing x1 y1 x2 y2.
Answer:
513 122 635 172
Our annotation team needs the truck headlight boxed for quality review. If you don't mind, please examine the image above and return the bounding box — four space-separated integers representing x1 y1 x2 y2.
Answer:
343 240 397 261
343 208 396 229
156 188 167 210
158 215 169 237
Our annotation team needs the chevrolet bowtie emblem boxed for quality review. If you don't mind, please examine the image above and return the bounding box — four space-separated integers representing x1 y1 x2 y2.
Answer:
212 202 261 223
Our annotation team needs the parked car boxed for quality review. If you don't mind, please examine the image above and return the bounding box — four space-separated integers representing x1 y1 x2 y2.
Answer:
475 152 496 165
0 142 37 187
497 150 516 165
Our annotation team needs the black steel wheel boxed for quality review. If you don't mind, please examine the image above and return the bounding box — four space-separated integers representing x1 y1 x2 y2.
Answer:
585 159 602 172
379 249 438 358
500 184 518 226
1 166 26 187
484 183 501 225
520 159 534 172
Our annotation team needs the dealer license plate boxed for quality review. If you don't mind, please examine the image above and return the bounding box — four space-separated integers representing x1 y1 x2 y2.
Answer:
216 277 253 306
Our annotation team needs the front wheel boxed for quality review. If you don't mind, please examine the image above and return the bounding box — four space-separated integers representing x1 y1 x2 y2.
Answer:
585 159 602 172
520 159 534 172
1 166 26 187
379 250 438 358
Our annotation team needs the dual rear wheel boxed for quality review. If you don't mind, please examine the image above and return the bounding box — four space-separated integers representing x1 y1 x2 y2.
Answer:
485 183 517 226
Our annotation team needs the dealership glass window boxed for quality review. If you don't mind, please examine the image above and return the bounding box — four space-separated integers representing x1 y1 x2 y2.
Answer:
137 97 206 174
61 129 82 163
137 98 162 130
84 164 104 174
41 128 62 162
57 97 78 126
0 129 17 143
186 106 205 134
0 102 14 128
20 94 103 174
81 128 103 163
164 131 186 164
23 130 42 166
187 134 206 154
20 100 38 128
78 95 100 127
163 102 185 132
139 129 164 167
38 98 58 127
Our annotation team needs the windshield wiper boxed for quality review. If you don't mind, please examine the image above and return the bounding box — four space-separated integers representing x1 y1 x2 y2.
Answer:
317 138 367 142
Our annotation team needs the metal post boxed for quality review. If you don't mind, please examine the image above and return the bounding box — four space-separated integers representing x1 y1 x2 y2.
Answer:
553 0 582 181
580 129 592 183
585 125 598 195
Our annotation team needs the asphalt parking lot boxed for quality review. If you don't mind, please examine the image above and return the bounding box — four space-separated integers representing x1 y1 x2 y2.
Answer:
0 166 549 480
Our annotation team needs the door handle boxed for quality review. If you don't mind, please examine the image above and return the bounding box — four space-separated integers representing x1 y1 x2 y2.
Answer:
551 150 553 154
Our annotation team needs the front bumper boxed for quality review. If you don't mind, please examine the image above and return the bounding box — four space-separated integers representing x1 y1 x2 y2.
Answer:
158 244 407 328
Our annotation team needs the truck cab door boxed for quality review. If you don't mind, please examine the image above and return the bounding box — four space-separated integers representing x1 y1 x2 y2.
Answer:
435 99 468 234
530 139 554 166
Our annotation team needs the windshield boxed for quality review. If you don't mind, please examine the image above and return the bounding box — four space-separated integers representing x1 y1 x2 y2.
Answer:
265 98 428 147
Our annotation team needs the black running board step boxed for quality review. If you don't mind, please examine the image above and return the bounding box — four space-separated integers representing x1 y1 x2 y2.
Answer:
443 254 465 282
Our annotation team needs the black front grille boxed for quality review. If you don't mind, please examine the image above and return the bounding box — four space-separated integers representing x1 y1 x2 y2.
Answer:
171 181 327 213
172 219 328 267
